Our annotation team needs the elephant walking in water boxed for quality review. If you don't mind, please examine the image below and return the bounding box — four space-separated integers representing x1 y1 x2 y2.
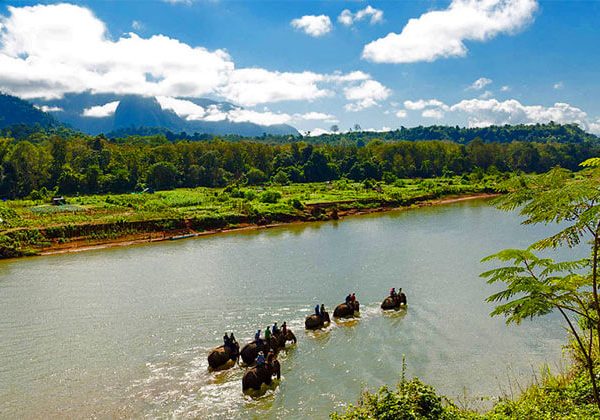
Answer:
305 311 330 330
333 301 360 318
240 330 296 365
242 360 281 392
208 343 239 370
381 292 407 310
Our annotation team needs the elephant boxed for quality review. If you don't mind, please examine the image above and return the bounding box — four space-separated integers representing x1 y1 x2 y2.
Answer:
381 295 407 311
240 330 296 365
242 360 281 392
333 301 360 318
240 340 271 365
305 312 331 330
270 329 297 350
208 344 239 370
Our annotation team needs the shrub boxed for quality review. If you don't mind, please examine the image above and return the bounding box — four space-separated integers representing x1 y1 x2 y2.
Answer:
259 190 282 203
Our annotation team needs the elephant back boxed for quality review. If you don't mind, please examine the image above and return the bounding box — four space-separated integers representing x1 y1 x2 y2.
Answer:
381 296 399 310
334 303 357 318
241 341 263 365
208 345 237 369
305 314 324 330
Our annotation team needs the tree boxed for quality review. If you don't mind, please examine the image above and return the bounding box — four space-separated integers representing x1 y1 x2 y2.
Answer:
146 161 178 190
481 163 600 410
330 124 340 133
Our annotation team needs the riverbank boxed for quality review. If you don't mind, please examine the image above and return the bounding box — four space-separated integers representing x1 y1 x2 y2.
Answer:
37 192 498 256
0 176 502 258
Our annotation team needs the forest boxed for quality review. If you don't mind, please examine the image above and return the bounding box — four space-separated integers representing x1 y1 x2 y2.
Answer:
0 126 598 199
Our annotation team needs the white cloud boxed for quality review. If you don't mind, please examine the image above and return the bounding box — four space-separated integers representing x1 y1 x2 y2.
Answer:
500 85 510 92
403 99 449 111
219 68 331 107
422 108 445 119
0 4 382 110
294 112 338 123
227 108 291 125
156 96 207 120
82 101 120 117
0 4 233 99
343 80 391 111
553 81 564 90
395 109 407 118
468 77 492 90
450 98 589 128
362 0 538 63
338 5 383 26
290 15 332 37
162 0 193 5
479 90 493 99
34 104 63 112
589 119 600 135
131 20 143 31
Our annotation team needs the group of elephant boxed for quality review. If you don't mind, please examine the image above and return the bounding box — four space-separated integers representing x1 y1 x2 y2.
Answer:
207 328 297 392
304 300 361 330
207 291 407 394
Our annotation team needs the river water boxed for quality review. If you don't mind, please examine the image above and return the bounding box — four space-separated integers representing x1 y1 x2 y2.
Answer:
0 199 574 418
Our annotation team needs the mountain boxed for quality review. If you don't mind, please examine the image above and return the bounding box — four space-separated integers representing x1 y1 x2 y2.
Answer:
32 93 299 137
0 93 59 129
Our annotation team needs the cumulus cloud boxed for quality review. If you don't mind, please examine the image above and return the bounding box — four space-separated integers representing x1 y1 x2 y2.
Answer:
338 5 384 26
468 77 492 90
0 4 233 99
362 0 538 63
290 15 332 37
395 109 407 118
219 68 331 107
500 85 511 92
553 81 564 90
450 98 589 128
589 119 600 135
343 80 391 112
131 20 143 31
403 99 449 111
422 108 445 119
0 4 387 112
82 101 120 117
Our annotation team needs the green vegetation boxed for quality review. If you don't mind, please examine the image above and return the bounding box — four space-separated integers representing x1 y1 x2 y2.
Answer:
332 161 600 419
0 176 496 258
0 129 597 199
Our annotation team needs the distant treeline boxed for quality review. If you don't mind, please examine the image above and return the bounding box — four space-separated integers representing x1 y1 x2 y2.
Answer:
105 122 598 145
0 131 597 198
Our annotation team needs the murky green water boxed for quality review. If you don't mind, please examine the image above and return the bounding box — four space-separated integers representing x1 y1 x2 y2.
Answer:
0 200 575 418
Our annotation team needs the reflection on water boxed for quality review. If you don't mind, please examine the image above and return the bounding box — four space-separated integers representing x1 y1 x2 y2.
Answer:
0 200 573 418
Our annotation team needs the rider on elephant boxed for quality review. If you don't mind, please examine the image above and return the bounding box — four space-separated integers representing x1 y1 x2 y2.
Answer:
272 322 280 335
255 329 263 346
256 351 265 367
282 321 287 335
320 304 326 317
264 326 272 346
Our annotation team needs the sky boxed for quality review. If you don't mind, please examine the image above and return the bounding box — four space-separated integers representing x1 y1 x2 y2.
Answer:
0 0 599 135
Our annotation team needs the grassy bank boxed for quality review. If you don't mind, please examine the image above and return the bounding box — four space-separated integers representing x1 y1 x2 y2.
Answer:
0 175 500 258
330 359 600 419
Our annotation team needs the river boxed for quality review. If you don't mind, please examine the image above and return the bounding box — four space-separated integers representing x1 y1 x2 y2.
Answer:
0 199 574 418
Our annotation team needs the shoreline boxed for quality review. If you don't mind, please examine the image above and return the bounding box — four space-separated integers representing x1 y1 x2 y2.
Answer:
36 192 498 257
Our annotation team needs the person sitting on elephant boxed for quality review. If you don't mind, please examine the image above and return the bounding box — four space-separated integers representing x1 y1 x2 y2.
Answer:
350 293 356 303
282 321 287 336
398 288 407 304
264 326 272 345
266 351 276 367
255 329 263 346
223 333 231 349
345 294 352 304
315 304 320 316
272 322 280 335
229 333 237 347
320 304 326 317
390 287 396 298
256 351 265 367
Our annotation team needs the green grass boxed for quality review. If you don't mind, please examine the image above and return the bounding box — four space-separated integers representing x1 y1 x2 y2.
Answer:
0 175 501 257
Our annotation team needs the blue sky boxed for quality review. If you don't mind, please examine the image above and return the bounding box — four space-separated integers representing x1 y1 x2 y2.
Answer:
0 0 599 134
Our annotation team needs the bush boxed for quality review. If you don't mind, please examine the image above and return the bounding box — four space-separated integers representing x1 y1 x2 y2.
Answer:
259 190 282 203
